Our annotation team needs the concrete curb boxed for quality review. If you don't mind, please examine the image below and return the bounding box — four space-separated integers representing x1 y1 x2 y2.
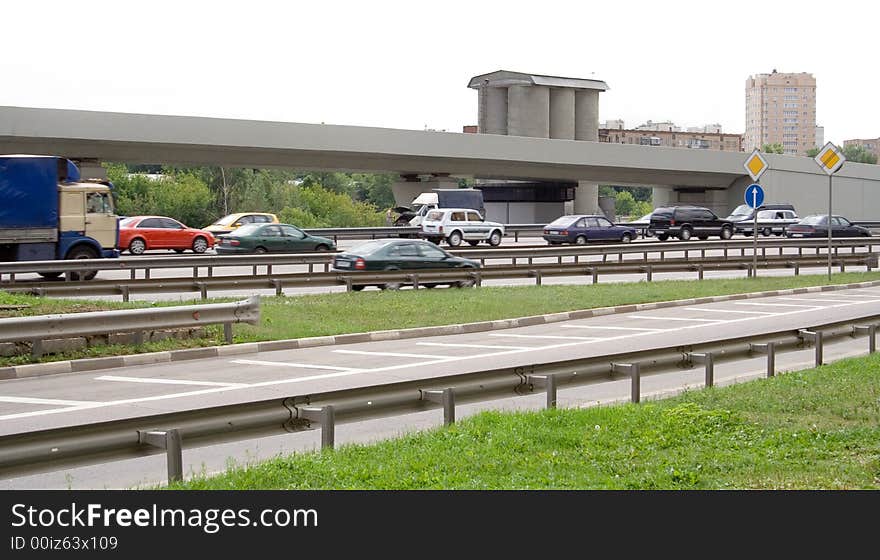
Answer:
2 279 879 381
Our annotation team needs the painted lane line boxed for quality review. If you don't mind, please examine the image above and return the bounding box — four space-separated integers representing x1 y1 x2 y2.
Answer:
417 342 524 350
0 396 100 406
3 293 878 422
95 375 247 388
559 325 662 332
732 302 820 308
775 297 868 304
629 315 722 323
231 359 361 372
688 308 777 315
332 350 449 359
488 333 601 341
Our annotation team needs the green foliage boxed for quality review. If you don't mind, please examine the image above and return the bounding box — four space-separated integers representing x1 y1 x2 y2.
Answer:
278 185 385 227
842 144 877 164
761 143 785 154
806 146 821 158
107 166 214 227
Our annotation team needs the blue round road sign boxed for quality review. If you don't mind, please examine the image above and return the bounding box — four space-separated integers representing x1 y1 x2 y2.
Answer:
745 183 765 208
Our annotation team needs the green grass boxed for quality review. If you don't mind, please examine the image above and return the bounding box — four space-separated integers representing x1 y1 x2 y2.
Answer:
169 353 880 490
1 271 879 367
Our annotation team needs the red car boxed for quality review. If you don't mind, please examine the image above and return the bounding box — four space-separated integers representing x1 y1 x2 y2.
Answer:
118 216 214 255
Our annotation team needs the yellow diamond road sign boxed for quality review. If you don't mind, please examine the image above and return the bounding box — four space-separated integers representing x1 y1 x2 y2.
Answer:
814 142 845 175
743 149 769 182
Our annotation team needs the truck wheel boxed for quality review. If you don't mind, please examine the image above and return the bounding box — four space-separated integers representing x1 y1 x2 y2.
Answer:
488 230 503 246
129 238 146 255
65 245 99 281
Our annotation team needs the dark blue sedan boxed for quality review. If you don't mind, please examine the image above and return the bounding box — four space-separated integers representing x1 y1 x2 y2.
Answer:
542 215 637 245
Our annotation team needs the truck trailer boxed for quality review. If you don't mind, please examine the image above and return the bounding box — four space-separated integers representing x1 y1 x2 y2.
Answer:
0 155 119 279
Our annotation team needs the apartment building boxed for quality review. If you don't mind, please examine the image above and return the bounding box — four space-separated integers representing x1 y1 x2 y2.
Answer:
745 70 817 155
599 126 742 151
843 138 880 161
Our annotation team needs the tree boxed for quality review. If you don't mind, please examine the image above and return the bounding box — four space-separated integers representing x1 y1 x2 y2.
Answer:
761 143 784 154
842 144 877 164
806 146 821 158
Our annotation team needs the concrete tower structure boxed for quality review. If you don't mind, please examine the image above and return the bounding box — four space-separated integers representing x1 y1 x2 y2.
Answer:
745 70 817 156
468 70 609 215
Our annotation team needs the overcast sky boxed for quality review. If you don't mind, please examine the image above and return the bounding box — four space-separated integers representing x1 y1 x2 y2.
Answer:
2 1 876 145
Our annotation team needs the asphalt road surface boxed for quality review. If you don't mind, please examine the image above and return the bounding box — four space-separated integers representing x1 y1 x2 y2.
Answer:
1 284 878 488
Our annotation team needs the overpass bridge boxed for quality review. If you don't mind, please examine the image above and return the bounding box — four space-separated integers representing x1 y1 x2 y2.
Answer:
1 105 879 220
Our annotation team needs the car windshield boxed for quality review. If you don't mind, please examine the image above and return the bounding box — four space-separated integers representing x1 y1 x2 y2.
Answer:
727 204 752 219
211 215 241 226
800 215 827 225
547 216 579 227
634 213 652 222
425 210 445 221
349 240 392 255
228 224 263 236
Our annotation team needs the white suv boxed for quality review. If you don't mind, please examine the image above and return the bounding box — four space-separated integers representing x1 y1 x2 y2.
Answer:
419 208 505 247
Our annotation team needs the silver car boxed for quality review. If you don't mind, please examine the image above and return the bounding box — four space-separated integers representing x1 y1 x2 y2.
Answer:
419 208 505 247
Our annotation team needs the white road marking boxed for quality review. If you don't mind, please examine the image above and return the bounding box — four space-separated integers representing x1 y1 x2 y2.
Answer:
629 315 722 323
559 325 661 332
231 359 360 372
689 308 777 315
95 375 247 388
417 342 524 350
488 333 601 341
333 350 449 359
775 297 864 304
3 292 879 422
0 396 99 406
733 302 820 308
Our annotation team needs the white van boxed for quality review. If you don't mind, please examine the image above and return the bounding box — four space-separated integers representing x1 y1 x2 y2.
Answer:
419 208 505 247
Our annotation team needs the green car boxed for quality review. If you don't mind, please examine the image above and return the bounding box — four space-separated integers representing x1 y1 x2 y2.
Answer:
332 238 481 290
215 223 335 254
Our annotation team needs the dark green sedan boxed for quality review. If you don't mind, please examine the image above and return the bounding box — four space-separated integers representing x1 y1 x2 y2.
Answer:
215 223 336 254
332 238 481 290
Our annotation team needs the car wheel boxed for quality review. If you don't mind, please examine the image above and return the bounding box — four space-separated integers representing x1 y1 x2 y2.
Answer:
762 228 772 237
382 266 401 290
254 247 267 254
621 233 633 243
315 244 330 252
720 226 733 240
656 233 669 241
488 230 503 247
447 231 462 247
65 245 99 281
575 235 587 245
679 228 692 241
456 266 477 288
192 236 209 254
128 238 146 255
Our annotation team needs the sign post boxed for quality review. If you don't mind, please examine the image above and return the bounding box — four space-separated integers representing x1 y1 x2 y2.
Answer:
743 149 769 278
813 142 846 281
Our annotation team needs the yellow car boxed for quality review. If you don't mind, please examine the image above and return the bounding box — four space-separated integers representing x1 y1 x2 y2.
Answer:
204 212 279 236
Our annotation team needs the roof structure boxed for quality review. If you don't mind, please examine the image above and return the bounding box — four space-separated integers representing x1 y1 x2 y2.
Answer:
468 70 608 91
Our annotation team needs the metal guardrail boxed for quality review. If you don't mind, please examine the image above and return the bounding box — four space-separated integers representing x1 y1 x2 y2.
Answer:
0 296 260 357
4 253 876 300
0 237 876 283
0 308 877 482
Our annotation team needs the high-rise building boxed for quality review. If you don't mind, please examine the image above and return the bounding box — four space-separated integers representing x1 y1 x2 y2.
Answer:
744 70 816 155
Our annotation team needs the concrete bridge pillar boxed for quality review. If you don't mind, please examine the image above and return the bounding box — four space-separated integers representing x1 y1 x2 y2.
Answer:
479 87 508 135
574 90 599 141
507 85 550 138
549 88 575 140
574 180 600 215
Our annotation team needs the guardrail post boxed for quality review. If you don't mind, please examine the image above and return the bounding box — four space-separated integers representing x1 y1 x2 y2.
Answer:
118 285 130 303
145 269 151 280
192 267 198 279
223 322 233 344
130 269 136 280
208 266 213 278
697 264 704 280
749 342 776 377
344 277 353 292
645 266 653 282
527 374 558 409
687 352 714 387
794 262 800 276
299 406 335 449
798 330 823 367
252 265 258 276
533 270 542 286
587 267 598 284
410 274 420 289
853 325 877 354
133 331 144 346
196 282 208 300
421 388 456 425
472 270 482 287
272 279 283 296
138 429 183 484
31 339 42 359
611 362 640 403
515 231 519 242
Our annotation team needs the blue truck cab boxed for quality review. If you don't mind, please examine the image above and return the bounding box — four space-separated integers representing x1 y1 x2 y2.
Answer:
0 155 119 279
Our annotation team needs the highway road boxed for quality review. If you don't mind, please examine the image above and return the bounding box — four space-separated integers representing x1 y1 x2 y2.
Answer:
7 235 875 301
1 283 879 488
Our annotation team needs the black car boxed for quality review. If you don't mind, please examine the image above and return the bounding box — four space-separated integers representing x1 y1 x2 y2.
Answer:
648 206 734 241
332 238 481 291
785 215 871 238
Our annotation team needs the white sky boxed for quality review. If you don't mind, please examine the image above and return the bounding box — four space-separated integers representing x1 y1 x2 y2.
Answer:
2 1 876 145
